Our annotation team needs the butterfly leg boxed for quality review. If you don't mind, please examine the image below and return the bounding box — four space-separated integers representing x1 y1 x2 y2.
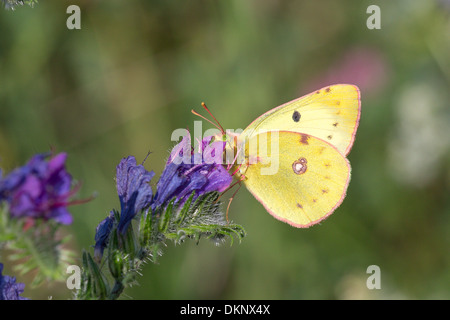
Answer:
224 175 246 223
215 174 244 204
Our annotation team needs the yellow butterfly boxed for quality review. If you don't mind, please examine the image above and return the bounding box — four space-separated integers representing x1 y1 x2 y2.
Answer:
197 84 360 227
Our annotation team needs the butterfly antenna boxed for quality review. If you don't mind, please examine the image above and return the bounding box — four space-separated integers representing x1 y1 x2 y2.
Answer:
191 102 226 137
191 108 220 131
201 102 225 135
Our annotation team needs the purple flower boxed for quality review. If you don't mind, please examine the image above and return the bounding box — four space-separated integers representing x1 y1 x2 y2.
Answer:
116 156 155 234
0 263 28 300
94 157 154 260
93 135 232 260
0 152 80 225
94 211 115 262
151 134 232 209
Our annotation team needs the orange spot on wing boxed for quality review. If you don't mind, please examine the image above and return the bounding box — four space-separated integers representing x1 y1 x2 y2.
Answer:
292 157 308 175
299 135 309 145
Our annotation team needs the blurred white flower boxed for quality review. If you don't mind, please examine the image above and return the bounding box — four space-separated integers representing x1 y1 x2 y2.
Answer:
388 83 450 187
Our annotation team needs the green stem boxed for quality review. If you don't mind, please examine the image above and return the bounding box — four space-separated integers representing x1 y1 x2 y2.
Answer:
108 281 125 300
77 191 246 300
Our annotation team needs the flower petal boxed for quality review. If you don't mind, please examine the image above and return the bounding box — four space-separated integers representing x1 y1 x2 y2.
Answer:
152 135 232 210
0 263 29 300
94 211 115 262
116 156 155 234
49 207 73 225
0 152 81 224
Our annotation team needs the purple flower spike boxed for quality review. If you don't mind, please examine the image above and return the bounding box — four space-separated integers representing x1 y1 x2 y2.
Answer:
0 263 29 300
0 152 81 225
152 135 232 209
116 156 155 234
93 135 233 263
94 156 154 250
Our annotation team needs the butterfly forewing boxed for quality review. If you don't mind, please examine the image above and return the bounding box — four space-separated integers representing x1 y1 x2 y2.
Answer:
241 84 360 156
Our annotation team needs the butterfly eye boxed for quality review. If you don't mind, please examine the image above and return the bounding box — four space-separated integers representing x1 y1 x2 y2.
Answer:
292 111 301 122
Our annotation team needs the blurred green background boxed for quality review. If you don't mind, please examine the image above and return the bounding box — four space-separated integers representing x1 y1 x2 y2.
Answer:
0 0 449 300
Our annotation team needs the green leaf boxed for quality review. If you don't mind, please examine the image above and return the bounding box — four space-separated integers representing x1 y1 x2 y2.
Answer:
158 198 175 233
174 191 196 225
2 218 74 287
85 251 110 299
76 191 246 300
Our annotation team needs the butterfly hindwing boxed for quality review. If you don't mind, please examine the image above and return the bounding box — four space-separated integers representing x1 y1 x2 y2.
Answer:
240 131 351 227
